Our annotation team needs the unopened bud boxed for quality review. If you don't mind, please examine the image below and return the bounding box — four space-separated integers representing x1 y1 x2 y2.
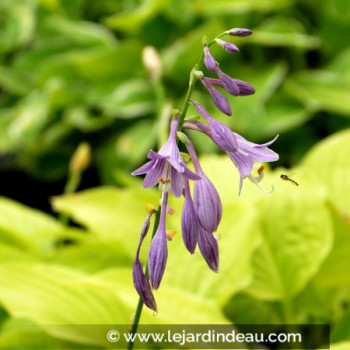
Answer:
69 142 91 173
142 46 162 81
226 28 252 37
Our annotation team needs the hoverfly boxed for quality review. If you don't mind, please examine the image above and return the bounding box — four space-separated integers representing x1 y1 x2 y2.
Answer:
280 174 299 186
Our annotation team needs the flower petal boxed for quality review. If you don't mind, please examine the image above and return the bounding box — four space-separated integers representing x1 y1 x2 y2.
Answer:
201 78 232 116
143 159 165 188
198 228 219 272
181 180 200 254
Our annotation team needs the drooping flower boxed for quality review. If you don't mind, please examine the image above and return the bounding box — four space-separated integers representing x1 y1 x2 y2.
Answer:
131 116 200 197
181 179 200 254
191 101 237 152
198 227 219 272
201 78 232 116
186 138 222 233
132 210 157 312
201 77 255 96
215 67 240 96
183 116 279 194
148 192 169 290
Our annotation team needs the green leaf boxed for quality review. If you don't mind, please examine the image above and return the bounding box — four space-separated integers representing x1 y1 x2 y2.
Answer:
0 262 130 346
285 71 350 116
42 16 117 48
164 202 260 305
332 304 350 343
329 342 350 350
244 169 333 301
191 0 293 15
94 268 229 324
0 196 83 256
302 129 350 219
313 209 350 289
249 17 320 48
104 0 171 34
95 79 155 118
51 187 159 260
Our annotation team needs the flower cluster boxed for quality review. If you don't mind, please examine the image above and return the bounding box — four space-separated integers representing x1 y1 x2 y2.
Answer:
131 28 279 312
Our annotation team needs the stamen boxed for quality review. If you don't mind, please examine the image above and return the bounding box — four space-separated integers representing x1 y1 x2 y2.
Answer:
158 161 172 193
248 172 274 194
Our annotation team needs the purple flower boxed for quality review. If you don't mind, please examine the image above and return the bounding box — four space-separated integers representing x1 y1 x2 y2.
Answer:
204 77 255 96
215 38 239 53
227 28 252 37
201 78 232 116
183 119 279 194
227 133 279 193
198 228 219 272
132 116 200 197
215 67 240 96
132 210 157 312
203 44 216 73
181 179 200 254
186 138 222 233
148 192 169 289
191 101 237 152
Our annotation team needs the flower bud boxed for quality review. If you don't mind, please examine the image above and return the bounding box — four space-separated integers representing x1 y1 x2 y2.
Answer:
142 46 162 81
69 142 91 173
227 28 252 37
215 39 239 53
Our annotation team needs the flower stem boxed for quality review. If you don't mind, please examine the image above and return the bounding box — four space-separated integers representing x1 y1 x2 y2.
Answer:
128 31 226 349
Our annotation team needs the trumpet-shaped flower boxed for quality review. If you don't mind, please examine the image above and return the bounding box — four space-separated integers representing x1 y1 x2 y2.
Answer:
148 192 169 289
132 116 200 197
186 138 222 233
183 117 279 194
181 179 200 254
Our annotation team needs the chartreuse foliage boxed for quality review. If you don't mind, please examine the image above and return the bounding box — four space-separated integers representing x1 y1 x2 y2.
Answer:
0 129 348 349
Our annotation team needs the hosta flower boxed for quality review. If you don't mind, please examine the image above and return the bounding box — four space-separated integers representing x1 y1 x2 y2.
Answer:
148 192 169 289
186 138 222 233
198 228 219 272
204 77 255 96
183 115 279 194
133 210 157 311
201 78 232 116
191 101 237 152
131 116 200 197
181 179 200 254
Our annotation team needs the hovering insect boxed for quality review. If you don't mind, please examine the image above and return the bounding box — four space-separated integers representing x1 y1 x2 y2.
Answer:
280 174 299 186
157 177 172 184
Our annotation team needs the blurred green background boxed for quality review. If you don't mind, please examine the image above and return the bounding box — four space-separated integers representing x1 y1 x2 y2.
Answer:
1 0 350 349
